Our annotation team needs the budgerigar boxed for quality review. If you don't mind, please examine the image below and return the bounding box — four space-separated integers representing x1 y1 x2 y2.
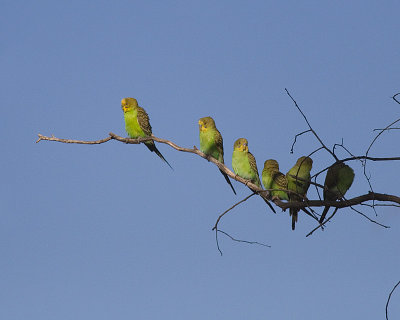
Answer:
319 162 354 223
262 159 289 201
198 116 236 194
121 97 172 169
232 138 261 186
232 138 275 213
286 156 313 230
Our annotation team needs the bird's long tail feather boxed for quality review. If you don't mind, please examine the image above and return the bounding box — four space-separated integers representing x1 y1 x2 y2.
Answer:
319 206 330 224
246 187 276 213
145 142 173 170
290 208 298 230
219 169 236 195
264 198 276 214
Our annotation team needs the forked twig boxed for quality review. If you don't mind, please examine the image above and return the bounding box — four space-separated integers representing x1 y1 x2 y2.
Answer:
212 193 256 231
215 229 271 256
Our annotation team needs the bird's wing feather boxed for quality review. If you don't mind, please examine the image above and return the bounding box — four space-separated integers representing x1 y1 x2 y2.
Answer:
274 172 288 189
248 152 259 176
136 106 152 136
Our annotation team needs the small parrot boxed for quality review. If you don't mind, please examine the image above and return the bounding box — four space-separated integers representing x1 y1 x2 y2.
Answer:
198 116 236 194
232 138 275 213
286 156 313 230
232 138 261 187
121 97 172 169
319 162 355 223
262 159 289 201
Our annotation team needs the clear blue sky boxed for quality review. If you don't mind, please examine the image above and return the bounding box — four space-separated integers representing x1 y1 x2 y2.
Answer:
2 1 400 319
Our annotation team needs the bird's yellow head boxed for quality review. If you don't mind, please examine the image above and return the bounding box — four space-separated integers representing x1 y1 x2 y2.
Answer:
121 97 138 113
233 138 249 153
296 156 313 169
198 116 216 132
263 159 279 172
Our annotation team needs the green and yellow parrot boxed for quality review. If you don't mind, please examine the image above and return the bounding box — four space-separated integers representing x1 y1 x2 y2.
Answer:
232 138 261 187
198 116 236 194
319 162 354 223
286 156 313 230
232 138 275 213
121 97 172 169
262 159 289 201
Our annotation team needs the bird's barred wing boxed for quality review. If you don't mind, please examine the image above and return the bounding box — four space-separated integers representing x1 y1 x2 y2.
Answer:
136 106 153 136
214 128 224 160
248 152 260 178
274 172 288 189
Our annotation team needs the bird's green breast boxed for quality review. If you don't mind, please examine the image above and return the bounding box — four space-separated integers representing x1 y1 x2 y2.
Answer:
262 170 273 190
232 151 258 183
124 109 145 138
200 130 222 162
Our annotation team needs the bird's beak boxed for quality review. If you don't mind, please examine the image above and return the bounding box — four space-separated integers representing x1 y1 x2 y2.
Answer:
198 122 206 131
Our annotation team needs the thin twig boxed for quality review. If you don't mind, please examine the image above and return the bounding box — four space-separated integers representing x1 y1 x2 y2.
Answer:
366 118 400 158
364 93 400 200
212 193 256 231
306 208 338 237
311 156 400 181
386 280 400 320
36 133 112 144
393 92 400 105
290 129 311 154
215 228 223 256
285 88 339 161
333 140 364 165
350 206 390 228
373 128 400 131
216 229 271 256
362 203 400 208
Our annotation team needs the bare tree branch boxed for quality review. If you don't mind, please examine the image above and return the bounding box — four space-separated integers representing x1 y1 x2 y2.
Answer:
36 133 112 144
285 88 339 161
366 99 400 158
37 132 277 207
215 229 271 256
306 208 338 237
349 206 389 228
212 193 256 232
217 230 271 248
37 133 400 213
290 129 311 154
386 280 400 320
373 128 400 131
279 192 400 209
393 92 400 105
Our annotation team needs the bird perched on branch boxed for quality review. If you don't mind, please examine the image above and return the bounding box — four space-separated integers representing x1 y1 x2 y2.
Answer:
232 138 275 213
121 97 172 169
262 159 289 201
198 116 236 194
319 162 354 223
232 138 261 187
286 156 313 230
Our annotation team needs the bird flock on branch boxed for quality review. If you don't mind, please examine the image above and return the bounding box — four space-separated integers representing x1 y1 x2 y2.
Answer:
121 97 355 230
